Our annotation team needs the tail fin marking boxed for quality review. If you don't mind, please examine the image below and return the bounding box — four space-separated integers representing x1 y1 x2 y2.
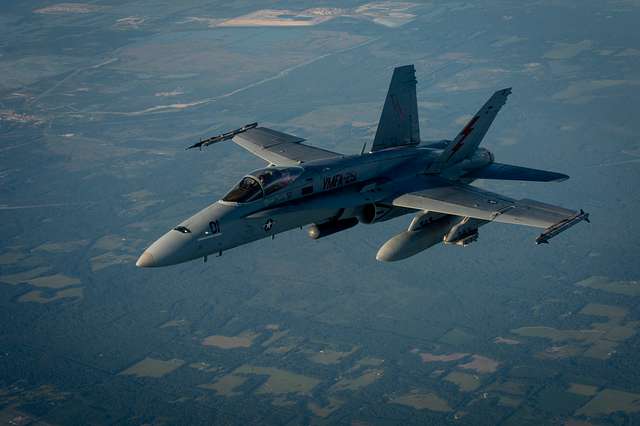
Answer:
429 88 511 172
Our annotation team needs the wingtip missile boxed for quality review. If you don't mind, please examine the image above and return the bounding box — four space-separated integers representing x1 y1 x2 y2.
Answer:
187 122 258 151
186 138 204 151
535 209 590 244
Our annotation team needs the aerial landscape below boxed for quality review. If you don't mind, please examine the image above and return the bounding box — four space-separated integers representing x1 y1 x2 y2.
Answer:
1 1 639 425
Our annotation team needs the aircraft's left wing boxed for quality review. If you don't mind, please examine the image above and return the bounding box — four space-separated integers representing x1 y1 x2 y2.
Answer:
392 178 589 243
233 127 341 165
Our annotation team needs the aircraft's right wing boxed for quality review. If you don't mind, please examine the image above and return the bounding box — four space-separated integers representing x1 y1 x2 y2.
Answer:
463 162 569 182
392 178 589 243
233 127 341 166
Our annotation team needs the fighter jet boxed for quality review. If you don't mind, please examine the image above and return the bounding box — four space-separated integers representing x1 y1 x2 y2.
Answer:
136 65 589 267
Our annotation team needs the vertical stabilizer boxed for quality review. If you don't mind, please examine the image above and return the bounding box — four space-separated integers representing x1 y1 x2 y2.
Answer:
371 65 420 152
428 88 511 172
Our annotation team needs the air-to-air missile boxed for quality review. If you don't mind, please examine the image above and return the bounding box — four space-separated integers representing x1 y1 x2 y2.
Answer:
187 122 257 150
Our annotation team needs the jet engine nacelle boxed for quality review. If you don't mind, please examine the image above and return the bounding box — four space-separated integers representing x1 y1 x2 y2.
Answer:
308 217 359 240
345 203 404 224
442 147 494 179
376 215 461 262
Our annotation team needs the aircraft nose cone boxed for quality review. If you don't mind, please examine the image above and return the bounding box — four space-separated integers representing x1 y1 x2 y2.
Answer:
136 251 156 268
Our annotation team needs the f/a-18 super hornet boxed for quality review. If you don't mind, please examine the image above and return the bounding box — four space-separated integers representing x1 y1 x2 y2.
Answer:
136 65 589 267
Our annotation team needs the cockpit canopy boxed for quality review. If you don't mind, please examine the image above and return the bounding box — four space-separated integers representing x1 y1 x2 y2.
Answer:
222 167 303 203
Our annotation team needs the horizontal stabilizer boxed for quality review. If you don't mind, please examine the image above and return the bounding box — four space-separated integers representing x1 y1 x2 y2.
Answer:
464 163 569 182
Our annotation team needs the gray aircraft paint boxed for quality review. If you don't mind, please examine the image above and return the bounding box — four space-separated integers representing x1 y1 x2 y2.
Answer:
137 65 588 268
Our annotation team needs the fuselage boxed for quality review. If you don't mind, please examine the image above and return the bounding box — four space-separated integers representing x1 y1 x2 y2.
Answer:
136 145 492 267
